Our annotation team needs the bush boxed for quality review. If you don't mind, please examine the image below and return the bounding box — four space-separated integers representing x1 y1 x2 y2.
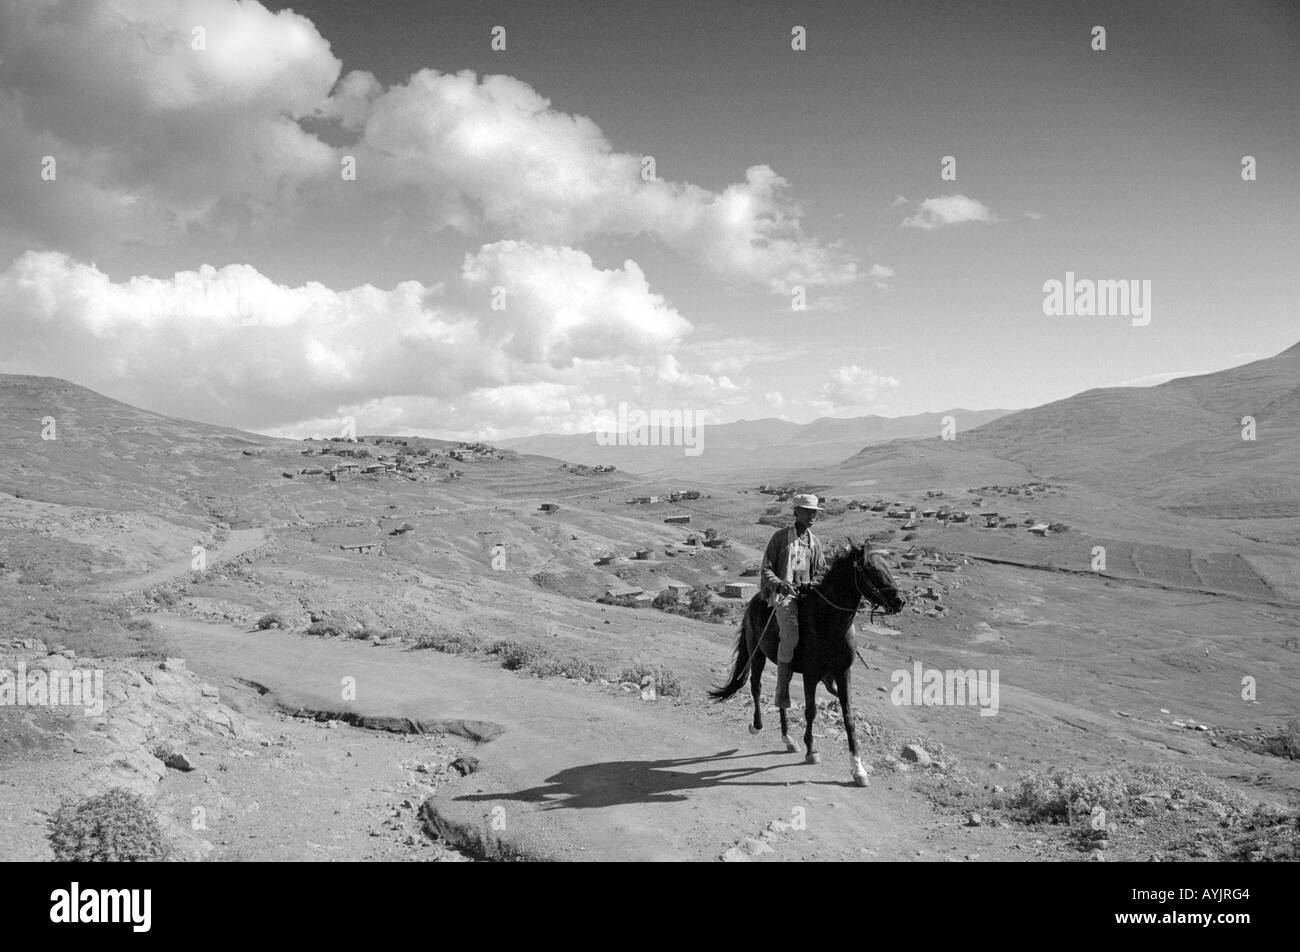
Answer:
488 639 550 671
652 589 680 609
709 604 729 619
145 588 177 608
48 789 169 862
687 585 713 613
255 612 287 630
412 630 481 654
620 663 684 697
305 620 345 638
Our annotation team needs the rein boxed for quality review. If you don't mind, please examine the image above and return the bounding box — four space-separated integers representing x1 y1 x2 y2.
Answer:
808 560 888 670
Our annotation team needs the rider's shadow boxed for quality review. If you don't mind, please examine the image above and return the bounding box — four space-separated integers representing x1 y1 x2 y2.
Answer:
452 748 842 811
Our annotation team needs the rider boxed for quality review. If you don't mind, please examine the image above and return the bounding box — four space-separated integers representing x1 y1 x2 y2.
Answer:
760 493 828 709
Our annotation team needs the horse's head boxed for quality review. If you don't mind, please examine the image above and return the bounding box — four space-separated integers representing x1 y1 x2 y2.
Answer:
855 546 906 615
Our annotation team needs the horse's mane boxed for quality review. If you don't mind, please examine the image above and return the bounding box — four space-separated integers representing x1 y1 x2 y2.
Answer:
818 542 867 582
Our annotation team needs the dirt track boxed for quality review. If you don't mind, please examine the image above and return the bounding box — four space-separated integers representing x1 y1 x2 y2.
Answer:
152 613 1038 861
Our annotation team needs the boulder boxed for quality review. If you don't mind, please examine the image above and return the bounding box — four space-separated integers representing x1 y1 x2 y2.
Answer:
901 744 932 766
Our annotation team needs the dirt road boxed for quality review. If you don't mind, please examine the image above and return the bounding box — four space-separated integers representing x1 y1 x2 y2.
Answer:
153 613 1036 861
96 527 269 594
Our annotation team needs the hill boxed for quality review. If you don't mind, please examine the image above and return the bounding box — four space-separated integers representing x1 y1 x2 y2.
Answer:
499 408 1015 481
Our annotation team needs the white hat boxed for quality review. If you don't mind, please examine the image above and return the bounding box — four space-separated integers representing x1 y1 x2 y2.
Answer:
791 493 823 511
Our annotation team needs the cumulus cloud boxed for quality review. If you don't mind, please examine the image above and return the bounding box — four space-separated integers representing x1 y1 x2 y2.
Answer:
0 1 855 293
0 247 701 435
812 365 900 412
0 0 341 244
868 263 895 291
345 70 855 291
901 195 1000 230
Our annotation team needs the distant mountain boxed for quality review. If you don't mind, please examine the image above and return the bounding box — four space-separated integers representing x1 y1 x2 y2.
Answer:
834 342 1300 517
498 408 1016 482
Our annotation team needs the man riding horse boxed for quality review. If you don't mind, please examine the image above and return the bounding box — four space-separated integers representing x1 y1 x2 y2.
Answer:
761 492 832 709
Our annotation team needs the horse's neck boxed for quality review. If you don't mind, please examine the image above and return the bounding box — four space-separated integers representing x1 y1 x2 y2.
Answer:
812 563 859 624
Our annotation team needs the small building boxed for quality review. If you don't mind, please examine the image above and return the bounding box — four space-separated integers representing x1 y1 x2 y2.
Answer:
685 536 700 546
634 548 653 560
664 582 692 597
723 582 757 599
664 515 691 524
605 585 644 599
633 495 661 504
1028 523 1050 536
539 503 561 513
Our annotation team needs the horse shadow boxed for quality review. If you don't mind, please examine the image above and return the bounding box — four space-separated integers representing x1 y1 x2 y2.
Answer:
451 748 849 812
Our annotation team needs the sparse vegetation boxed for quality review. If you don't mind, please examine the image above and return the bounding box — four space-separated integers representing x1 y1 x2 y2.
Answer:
1011 764 1260 825
48 789 170 862
686 585 712 613
619 662 684 697
487 639 609 681
412 629 482 654
305 620 345 638
255 612 287 630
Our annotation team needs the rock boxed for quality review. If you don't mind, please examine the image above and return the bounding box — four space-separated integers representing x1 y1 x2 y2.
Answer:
768 819 791 834
161 751 196 772
992 784 1005 794
901 744 931 766
965 853 979 861
449 756 480 777
721 847 750 862
201 684 220 698
966 812 983 827
989 762 1004 771
742 837 774 857
639 677 657 701
1088 852 1106 862
162 658 186 672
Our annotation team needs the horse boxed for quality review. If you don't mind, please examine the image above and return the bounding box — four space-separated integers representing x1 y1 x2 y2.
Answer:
708 542 905 786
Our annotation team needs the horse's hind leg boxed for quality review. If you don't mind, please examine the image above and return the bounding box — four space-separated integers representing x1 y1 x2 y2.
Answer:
803 675 820 764
837 668 869 786
748 652 765 735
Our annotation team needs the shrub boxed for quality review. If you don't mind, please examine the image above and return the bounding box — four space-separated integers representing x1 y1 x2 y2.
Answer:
487 639 549 671
531 656 609 681
255 612 287 630
48 789 169 862
709 604 729 619
619 663 684 697
686 585 713 613
305 620 345 638
413 630 482 654
145 588 177 608
652 589 680 609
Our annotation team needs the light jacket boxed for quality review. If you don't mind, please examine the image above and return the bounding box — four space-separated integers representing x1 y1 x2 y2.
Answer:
760 525 827 606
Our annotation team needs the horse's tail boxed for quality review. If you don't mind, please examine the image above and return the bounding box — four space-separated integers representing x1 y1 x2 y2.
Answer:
708 612 753 703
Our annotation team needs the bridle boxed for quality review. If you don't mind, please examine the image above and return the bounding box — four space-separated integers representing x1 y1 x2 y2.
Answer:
811 554 895 622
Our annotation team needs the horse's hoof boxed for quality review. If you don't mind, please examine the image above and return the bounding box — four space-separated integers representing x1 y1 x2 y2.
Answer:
782 735 797 752
748 724 761 735
805 752 821 765
852 770 870 787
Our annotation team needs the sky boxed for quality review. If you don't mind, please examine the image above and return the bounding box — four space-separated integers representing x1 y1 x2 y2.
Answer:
0 0 1295 439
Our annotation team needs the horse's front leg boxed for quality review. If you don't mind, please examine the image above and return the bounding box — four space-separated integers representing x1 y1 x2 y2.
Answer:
837 668 868 786
803 674 819 764
749 652 765 735
778 706 796 752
